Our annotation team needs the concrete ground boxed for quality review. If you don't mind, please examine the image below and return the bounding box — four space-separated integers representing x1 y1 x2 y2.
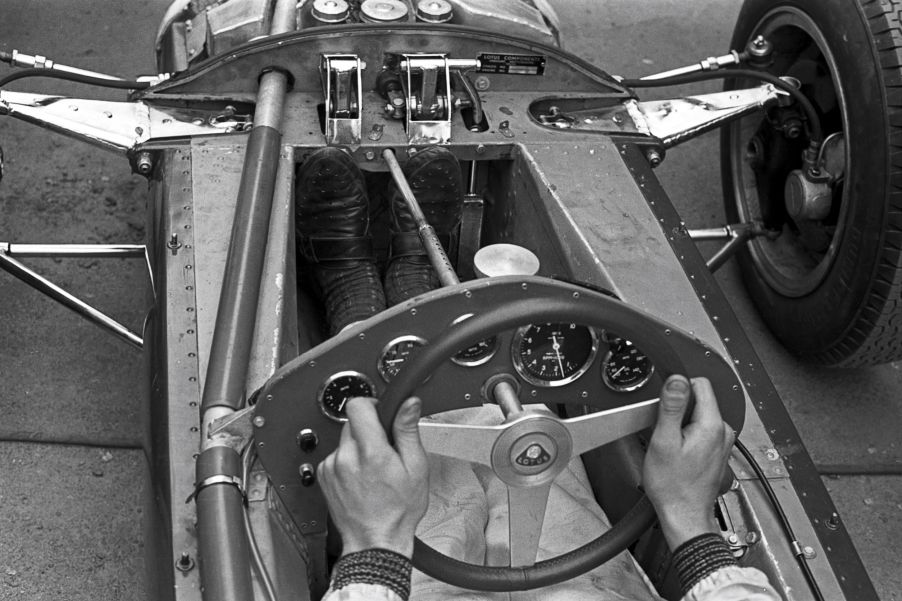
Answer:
0 1 899 600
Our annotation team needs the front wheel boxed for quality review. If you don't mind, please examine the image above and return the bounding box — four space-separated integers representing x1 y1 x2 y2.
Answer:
722 0 902 366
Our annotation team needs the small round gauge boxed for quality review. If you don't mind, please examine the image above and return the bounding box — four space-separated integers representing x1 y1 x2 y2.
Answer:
512 322 598 387
601 338 654 392
453 336 498 366
318 371 375 421
378 335 428 382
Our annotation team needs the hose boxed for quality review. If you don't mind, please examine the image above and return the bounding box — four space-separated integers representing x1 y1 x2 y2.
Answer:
0 67 150 90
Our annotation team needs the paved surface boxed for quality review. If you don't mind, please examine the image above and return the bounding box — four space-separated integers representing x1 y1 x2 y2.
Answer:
0 1 899 600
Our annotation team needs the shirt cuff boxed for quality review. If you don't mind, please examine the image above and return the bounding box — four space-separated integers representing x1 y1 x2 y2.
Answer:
672 532 738 596
328 548 413 601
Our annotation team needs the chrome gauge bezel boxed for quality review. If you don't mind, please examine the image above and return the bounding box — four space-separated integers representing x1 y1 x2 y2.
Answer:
377 335 429 382
600 341 655 392
450 314 499 367
511 322 599 387
317 370 376 422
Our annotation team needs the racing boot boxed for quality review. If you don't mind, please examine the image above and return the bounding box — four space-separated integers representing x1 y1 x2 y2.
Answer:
295 147 386 336
384 146 463 306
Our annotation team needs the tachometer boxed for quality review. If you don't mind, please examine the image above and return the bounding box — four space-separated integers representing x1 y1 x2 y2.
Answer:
512 322 598 387
601 338 654 392
318 371 375 421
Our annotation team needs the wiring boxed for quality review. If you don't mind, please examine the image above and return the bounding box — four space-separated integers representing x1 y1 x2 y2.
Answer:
242 441 280 601
735 438 826 601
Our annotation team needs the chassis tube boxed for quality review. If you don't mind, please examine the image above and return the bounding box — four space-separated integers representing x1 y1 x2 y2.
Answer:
195 446 253 601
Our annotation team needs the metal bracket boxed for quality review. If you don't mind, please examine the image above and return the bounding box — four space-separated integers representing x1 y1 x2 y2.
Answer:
320 54 364 145
688 222 776 272
0 243 147 348
207 405 256 452
0 91 251 154
532 85 785 150
401 54 479 144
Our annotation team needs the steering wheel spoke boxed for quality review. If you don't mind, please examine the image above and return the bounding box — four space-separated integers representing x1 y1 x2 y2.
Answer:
506 482 552 567
566 398 660 456
418 420 503 466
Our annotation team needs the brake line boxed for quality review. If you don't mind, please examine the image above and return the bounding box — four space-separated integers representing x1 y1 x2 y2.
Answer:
735 438 827 601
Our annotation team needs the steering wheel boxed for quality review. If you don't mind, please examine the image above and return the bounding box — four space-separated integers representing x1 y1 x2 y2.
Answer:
376 286 736 591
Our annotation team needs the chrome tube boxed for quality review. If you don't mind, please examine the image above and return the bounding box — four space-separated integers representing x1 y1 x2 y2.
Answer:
382 148 460 287
0 250 142 348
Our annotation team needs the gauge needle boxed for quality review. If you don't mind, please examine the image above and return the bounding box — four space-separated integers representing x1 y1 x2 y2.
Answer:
612 365 627 378
552 334 565 375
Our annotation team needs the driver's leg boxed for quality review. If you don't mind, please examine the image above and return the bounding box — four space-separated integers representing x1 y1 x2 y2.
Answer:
295 147 386 335
411 405 664 601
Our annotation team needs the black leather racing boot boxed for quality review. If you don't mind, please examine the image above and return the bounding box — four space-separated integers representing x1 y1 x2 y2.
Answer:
295 147 386 335
384 146 463 306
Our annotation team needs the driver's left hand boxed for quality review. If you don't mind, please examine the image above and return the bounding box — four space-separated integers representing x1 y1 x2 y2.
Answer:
317 396 429 559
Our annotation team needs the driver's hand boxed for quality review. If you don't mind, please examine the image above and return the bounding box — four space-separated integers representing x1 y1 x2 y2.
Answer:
317 396 428 559
642 375 735 550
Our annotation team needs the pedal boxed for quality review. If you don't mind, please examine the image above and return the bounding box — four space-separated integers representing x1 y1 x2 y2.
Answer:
320 54 364 145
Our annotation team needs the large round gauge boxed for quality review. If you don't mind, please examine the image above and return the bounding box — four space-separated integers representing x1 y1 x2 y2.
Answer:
378 335 428 382
318 371 375 421
601 338 654 392
512 322 598 387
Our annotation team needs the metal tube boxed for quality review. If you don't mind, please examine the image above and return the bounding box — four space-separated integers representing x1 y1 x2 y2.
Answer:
195 2 296 599
493 379 523 418
706 228 755 272
4 243 145 258
0 251 142 348
687 227 733 242
382 148 460 287
195 446 254 601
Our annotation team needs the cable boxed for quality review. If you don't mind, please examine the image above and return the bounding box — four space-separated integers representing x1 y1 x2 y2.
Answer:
620 68 824 145
242 441 279 601
735 438 826 601
0 67 150 90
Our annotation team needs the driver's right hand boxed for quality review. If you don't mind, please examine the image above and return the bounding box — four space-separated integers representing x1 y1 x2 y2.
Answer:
642 375 736 550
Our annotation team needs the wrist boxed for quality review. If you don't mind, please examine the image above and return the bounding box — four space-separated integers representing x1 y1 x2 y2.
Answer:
330 548 413 601
657 509 719 550
341 534 414 560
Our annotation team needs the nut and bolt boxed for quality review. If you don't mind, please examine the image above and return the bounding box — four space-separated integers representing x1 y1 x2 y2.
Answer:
299 463 316 486
167 233 181 250
645 148 663 167
825 513 840 531
175 552 195 573
745 531 759 545
474 76 490 91
297 428 319 452
802 546 817 559
136 151 154 175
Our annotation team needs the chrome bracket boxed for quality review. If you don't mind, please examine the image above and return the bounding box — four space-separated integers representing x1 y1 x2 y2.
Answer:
320 54 364 145
401 54 479 144
0 91 250 155
628 84 785 147
533 84 785 149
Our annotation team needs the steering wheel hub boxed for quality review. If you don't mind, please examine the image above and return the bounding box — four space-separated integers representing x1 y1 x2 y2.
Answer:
491 414 572 486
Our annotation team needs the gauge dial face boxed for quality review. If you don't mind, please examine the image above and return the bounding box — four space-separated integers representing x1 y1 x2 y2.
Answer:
512 322 598 387
453 335 498 367
378 335 428 382
318 371 375 421
601 338 654 392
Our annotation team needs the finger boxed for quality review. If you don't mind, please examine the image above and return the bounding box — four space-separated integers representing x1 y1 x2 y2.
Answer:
689 377 723 426
392 397 425 466
653 375 692 445
345 396 389 455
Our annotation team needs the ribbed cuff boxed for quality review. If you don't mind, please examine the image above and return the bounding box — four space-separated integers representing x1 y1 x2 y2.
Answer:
330 548 412 601
672 533 738 596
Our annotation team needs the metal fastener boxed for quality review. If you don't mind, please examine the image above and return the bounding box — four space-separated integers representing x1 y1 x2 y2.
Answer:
253 416 266 428
300 463 316 486
175 552 195 573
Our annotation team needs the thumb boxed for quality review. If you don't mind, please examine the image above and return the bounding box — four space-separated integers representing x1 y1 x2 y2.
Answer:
654 375 691 444
392 396 425 461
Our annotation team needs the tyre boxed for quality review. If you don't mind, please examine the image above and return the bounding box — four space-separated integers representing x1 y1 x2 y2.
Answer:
721 0 902 366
